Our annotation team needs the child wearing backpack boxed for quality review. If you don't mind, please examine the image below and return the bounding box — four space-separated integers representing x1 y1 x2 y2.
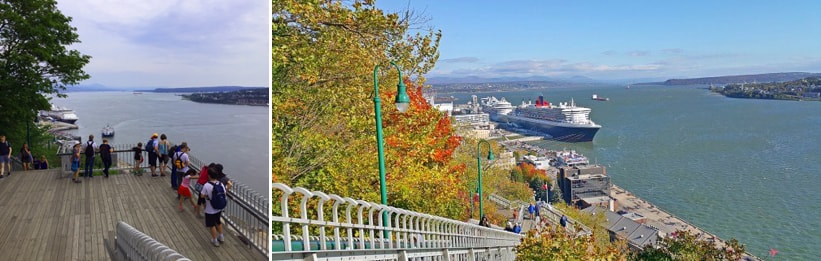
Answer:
178 169 199 212
201 165 227 247
132 142 144 176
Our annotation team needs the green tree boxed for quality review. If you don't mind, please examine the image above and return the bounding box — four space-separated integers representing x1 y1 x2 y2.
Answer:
0 0 90 139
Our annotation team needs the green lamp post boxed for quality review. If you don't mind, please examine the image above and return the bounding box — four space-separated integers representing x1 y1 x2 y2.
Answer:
372 61 410 208
477 139 494 219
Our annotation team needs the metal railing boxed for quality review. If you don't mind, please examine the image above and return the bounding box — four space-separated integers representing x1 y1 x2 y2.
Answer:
272 183 523 261
57 143 269 257
188 158 269 256
109 221 190 261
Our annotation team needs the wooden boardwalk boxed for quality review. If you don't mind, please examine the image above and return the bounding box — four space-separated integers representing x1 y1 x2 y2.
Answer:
0 168 265 261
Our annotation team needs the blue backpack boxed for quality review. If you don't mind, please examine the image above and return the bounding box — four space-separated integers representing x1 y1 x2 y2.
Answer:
144 139 154 153
208 181 227 210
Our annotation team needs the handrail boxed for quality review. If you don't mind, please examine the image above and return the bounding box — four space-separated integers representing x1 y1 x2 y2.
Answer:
272 183 522 261
57 142 269 257
112 221 190 261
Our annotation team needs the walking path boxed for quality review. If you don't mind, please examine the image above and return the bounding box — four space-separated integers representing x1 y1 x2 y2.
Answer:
0 168 264 260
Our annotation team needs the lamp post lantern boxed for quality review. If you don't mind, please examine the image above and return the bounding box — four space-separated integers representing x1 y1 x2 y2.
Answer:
477 139 494 219
372 61 410 208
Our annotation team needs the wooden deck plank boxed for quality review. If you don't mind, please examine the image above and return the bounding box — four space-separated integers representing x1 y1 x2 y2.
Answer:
0 169 265 260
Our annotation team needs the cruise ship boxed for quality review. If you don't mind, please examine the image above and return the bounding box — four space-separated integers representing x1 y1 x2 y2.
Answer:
482 95 600 142
46 106 79 124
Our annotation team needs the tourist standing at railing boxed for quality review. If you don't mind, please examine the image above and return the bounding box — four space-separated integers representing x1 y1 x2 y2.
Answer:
158 134 170 177
71 143 82 183
173 142 191 192
99 139 113 178
169 144 179 190
83 135 98 178
146 133 161 177
20 143 32 171
201 166 226 247
0 135 10 178
212 163 232 191
132 142 144 176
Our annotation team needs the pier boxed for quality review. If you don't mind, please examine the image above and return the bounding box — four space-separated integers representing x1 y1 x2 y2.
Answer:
0 147 267 260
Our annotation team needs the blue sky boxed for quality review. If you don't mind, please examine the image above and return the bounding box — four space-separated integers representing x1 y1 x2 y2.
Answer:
377 1 821 81
57 0 269 88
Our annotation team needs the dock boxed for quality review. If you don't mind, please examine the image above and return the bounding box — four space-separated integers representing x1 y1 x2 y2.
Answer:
0 168 266 260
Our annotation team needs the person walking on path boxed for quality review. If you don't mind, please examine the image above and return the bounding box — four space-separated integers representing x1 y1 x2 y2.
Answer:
20 143 32 171
528 203 535 220
178 169 199 212
99 139 113 178
512 208 519 222
71 143 82 183
534 202 541 220
201 166 227 247
0 135 10 178
158 134 170 177
132 142 144 176
146 133 160 177
83 135 98 178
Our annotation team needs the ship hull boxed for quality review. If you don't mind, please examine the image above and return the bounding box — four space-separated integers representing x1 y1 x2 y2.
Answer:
492 114 600 142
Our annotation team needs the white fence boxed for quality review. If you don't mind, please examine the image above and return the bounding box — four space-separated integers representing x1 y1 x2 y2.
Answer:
272 183 523 261
107 222 190 261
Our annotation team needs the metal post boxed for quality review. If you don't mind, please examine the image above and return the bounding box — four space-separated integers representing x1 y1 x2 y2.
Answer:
477 140 494 219
372 61 408 236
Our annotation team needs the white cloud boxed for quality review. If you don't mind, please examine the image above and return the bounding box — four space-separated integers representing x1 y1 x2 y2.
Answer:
57 0 268 88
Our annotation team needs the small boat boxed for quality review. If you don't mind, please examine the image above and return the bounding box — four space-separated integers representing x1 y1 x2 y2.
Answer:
592 94 609 101
102 124 115 137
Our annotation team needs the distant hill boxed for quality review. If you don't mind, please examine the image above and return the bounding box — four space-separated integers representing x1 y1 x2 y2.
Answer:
144 86 267 93
426 75 604 85
653 72 821 85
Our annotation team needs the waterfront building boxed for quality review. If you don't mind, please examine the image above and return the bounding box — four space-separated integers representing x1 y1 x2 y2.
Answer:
494 151 516 170
558 165 613 209
452 113 493 139
522 155 551 170
582 206 659 251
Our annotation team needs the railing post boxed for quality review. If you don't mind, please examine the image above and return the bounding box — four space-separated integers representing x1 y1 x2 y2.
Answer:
330 195 344 250
344 198 357 249
293 187 314 251
313 191 330 250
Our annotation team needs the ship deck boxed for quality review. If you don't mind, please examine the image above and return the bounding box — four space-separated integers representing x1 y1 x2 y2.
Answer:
0 168 264 260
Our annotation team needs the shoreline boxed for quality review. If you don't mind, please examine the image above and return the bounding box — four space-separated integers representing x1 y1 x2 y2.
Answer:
497 133 762 260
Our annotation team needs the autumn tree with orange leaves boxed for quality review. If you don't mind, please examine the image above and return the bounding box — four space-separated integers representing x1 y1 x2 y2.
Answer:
273 0 471 218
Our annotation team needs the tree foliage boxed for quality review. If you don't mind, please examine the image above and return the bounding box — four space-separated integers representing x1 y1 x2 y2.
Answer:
516 225 628 261
629 230 745 261
0 0 90 139
274 0 473 218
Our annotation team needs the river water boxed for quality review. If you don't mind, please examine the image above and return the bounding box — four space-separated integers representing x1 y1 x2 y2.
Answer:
449 85 821 259
50 92 269 195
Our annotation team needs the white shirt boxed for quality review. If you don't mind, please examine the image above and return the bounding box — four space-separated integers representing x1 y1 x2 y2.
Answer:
201 180 225 214
84 141 97 153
